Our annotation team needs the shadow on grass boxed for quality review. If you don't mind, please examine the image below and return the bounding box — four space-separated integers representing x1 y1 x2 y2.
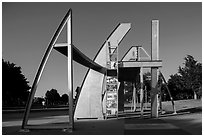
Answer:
177 106 202 113
162 106 202 117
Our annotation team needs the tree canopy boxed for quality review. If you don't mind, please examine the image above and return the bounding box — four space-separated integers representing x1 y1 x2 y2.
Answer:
61 94 69 105
2 59 30 107
168 55 202 99
45 89 61 105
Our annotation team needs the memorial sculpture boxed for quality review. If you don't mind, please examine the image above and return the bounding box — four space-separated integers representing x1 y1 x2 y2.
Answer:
21 9 165 131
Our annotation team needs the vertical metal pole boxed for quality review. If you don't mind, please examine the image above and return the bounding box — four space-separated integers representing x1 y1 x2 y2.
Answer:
105 42 108 119
133 82 136 112
116 41 119 118
67 9 74 130
158 81 162 114
21 9 72 130
160 71 177 114
140 67 144 117
145 86 147 110
151 20 159 118
131 83 133 112
151 68 159 118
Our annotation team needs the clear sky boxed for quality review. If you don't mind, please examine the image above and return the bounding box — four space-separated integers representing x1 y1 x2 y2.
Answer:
2 2 202 97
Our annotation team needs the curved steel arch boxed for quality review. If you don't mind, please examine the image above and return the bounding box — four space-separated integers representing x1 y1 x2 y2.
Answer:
21 9 72 130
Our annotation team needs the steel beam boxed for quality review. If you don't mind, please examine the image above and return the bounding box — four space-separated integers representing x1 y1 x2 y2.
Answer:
151 68 159 117
132 82 137 112
54 43 107 74
120 61 162 68
151 20 159 60
151 20 159 118
140 67 144 117
67 9 74 130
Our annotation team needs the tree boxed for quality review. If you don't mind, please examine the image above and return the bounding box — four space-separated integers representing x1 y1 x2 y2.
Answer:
61 94 68 105
2 59 30 107
178 55 202 99
168 74 190 100
74 87 81 105
168 55 202 100
33 97 45 106
45 89 60 105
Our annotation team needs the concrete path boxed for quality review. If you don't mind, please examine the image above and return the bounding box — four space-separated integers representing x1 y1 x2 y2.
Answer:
160 112 202 135
124 117 189 135
2 112 201 135
2 115 69 127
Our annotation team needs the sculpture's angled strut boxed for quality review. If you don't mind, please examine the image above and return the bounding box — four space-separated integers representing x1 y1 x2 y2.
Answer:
74 23 131 119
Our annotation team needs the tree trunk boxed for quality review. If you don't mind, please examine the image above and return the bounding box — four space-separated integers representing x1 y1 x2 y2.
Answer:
194 91 197 100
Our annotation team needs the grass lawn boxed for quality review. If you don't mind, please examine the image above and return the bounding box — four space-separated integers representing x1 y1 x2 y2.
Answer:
162 99 202 113
124 99 202 114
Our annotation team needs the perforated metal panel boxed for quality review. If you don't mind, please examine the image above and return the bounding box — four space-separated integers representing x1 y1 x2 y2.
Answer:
106 41 118 117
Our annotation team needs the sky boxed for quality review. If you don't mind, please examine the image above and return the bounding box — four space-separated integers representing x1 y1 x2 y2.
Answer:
2 2 202 97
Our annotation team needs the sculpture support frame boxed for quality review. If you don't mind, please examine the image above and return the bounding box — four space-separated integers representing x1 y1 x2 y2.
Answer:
20 9 162 131
67 9 74 130
151 20 159 118
21 9 72 130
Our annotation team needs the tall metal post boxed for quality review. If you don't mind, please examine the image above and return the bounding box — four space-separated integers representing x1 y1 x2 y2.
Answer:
67 9 74 130
151 20 159 118
160 71 177 114
159 84 163 114
132 82 137 112
140 67 144 117
145 86 147 110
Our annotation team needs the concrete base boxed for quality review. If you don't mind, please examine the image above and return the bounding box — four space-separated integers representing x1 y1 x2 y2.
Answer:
19 129 30 133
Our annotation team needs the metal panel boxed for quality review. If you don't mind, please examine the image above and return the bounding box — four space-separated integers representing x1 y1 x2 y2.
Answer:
74 23 131 119
121 46 140 61
106 42 118 117
121 46 152 62
121 61 162 68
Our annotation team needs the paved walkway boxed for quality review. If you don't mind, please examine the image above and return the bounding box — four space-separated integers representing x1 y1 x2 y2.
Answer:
2 115 69 127
124 117 189 135
3 112 201 135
